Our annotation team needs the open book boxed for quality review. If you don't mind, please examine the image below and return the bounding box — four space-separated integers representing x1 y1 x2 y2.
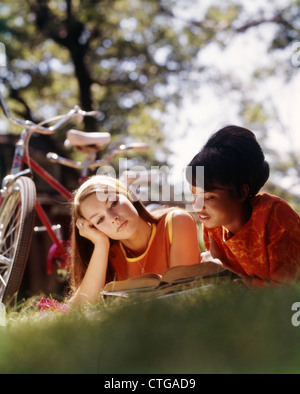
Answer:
101 261 235 299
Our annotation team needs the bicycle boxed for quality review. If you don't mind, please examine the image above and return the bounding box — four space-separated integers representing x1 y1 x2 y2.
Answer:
0 90 148 305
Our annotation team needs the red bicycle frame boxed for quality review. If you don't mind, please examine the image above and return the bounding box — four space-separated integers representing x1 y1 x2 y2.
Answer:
23 155 75 275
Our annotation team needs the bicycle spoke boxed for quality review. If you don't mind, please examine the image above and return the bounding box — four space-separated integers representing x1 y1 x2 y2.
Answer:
0 255 11 266
0 218 20 248
0 255 10 287
0 274 6 287
0 218 20 251
0 194 21 293
0 198 21 258
0 175 36 303
0 192 19 224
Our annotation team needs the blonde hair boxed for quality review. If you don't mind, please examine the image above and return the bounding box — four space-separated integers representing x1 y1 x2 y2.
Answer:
73 175 135 218
69 175 161 294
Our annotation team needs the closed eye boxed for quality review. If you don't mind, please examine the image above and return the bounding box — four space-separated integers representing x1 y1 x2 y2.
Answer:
97 216 104 225
110 199 118 209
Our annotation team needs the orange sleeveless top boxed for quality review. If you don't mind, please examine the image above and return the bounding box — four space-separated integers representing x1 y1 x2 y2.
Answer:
108 211 174 281
203 193 300 285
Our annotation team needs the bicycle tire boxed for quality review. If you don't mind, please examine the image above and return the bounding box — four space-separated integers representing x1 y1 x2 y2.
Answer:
0 176 36 304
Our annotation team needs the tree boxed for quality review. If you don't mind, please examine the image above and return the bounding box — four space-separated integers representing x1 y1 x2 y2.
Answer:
231 0 300 208
1 0 232 165
168 0 300 209
0 0 299 207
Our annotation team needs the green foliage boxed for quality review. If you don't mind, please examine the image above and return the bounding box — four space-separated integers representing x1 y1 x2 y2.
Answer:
269 0 300 51
0 0 212 164
240 101 269 125
0 0 254 166
1 0 299 199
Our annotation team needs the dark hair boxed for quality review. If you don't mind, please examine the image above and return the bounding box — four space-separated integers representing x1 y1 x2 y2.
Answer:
186 125 270 199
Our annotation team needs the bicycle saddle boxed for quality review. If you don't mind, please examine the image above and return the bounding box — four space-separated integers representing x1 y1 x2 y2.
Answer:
65 129 111 152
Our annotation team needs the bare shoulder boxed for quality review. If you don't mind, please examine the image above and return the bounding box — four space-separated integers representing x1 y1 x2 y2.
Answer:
169 208 201 266
171 209 197 230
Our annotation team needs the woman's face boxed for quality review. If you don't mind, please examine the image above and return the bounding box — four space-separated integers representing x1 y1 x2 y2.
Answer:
191 186 246 233
79 191 140 240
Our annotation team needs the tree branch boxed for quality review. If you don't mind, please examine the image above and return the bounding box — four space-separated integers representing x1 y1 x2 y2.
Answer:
235 15 286 33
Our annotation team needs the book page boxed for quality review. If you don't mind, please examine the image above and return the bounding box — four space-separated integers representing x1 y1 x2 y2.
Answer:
161 261 225 284
103 273 162 292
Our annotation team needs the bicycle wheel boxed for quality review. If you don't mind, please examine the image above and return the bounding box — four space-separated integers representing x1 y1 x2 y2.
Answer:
0 176 36 304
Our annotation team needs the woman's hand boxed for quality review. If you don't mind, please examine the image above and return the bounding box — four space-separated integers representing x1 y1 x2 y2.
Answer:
71 218 110 304
76 218 109 248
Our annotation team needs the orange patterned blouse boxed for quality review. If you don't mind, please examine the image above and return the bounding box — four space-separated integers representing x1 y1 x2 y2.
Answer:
203 193 300 286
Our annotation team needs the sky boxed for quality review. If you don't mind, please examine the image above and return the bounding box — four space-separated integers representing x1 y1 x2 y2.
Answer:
163 0 300 196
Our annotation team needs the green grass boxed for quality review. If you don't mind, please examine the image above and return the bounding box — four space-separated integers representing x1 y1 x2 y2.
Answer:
1 282 300 374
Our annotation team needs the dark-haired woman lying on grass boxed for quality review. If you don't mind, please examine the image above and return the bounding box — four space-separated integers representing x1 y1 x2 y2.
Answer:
187 125 300 287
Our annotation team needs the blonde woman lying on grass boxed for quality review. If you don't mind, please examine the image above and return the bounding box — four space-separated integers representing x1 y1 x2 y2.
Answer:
69 175 203 304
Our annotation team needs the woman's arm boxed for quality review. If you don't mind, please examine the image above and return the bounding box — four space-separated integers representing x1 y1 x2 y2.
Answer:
70 220 110 304
169 210 201 267
267 202 300 284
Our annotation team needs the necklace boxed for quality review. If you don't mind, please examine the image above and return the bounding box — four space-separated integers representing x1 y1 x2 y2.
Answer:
137 259 147 275
122 245 147 274
121 223 153 274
